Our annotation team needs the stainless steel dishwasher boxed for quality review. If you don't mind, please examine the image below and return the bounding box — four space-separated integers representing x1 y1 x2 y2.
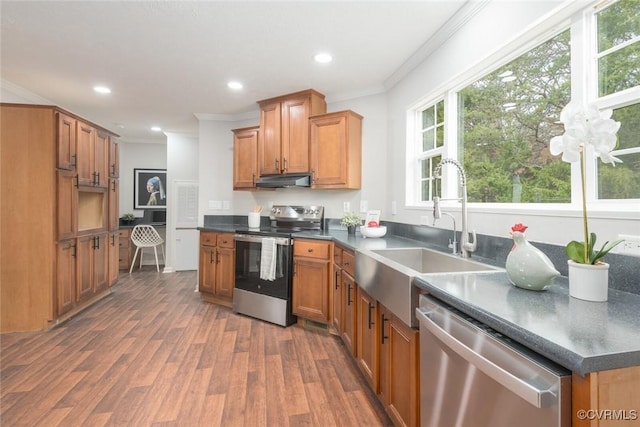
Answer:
416 294 571 427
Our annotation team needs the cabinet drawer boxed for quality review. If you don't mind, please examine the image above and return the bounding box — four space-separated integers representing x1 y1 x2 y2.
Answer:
118 229 130 239
334 245 343 266
294 240 331 260
342 250 355 277
118 238 130 249
201 232 217 247
217 233 234 248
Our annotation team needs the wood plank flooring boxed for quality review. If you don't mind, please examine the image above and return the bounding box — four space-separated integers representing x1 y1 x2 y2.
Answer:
1 270 392 426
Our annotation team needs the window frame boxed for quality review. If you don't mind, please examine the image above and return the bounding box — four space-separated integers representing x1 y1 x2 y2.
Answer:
406 0 639 216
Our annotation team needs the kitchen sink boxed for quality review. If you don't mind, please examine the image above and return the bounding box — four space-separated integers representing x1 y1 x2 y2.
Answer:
370 247 500 274
355 247 500 328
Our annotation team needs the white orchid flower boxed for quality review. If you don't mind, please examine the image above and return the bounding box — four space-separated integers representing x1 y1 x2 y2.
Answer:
550 101 621 166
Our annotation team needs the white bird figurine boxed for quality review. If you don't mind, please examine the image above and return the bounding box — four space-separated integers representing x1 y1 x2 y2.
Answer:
506 223 560 291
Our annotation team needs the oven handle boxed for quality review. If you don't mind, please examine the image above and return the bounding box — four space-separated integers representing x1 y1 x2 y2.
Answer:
234 234 291 246
415 306 556 409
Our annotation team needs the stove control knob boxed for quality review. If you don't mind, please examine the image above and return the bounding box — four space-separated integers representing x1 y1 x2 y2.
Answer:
313 209 320 215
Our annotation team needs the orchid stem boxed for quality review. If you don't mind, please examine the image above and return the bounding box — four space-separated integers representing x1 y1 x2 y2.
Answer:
580 147 589 264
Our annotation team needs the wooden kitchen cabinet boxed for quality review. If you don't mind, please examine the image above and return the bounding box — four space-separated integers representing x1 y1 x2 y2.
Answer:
56 240 77 317
379 304 420 427
292 239 332 323
108 231 119 286
573 366 640 427
310 110 362 189
118 229 133 270
57 112 77 170
331 245 344 333
198 231 235 307
357 286 380 393
108 178 119 231
232 126 259 190
57 170 78 241
109 138 119 178
257 89 326 176
340 248 358 356
1 104 118 332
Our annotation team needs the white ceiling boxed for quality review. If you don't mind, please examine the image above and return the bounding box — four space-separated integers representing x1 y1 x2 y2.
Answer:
1 0 469 142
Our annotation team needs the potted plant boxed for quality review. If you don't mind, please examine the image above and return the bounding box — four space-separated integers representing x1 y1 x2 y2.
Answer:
341 212 362 235
550 101 623 301
121 213 135 225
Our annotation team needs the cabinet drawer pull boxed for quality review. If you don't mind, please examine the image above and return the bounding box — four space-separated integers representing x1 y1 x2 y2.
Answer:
307 248 313 252
368 302 375 329
381 313 389 344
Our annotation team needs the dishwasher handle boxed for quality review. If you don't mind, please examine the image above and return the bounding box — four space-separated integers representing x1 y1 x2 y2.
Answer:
415 306 557 409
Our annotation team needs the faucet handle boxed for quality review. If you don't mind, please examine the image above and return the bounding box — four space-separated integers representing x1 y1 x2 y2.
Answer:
463 229 477 253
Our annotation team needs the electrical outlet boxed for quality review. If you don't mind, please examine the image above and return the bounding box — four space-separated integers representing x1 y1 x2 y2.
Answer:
420 215 430 226
360 200 368 213
391 201 397 215
208 200 222 210
222 200 230 210
343 202 350 212
618 234 640 257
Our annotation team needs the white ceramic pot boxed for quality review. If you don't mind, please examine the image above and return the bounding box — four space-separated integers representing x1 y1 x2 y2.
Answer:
567 260 609 302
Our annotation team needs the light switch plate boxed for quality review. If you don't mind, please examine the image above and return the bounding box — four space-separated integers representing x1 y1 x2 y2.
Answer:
360 200 368 213
343 202 350 212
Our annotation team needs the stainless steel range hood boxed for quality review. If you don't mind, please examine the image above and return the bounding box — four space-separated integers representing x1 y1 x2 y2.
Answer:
255 173 311 188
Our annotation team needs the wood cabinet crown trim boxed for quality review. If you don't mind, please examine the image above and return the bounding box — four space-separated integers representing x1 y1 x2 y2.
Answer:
256 88 326 106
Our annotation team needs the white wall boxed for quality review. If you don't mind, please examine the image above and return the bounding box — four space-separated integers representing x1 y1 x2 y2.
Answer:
118 141 167 217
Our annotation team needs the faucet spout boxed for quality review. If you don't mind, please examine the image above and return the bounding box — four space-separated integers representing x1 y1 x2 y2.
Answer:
433 158 476 258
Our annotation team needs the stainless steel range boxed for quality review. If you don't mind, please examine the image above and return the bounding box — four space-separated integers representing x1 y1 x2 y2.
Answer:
232 205 324 326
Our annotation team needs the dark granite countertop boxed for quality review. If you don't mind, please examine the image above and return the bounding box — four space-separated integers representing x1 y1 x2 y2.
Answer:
197 225 640 374
413 272 640 375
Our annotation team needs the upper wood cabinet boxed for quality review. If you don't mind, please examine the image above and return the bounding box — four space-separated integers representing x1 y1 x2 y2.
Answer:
109 138 119 178
232 126 259 190
310 110 363 189
57 112 77 171
257 89 326 176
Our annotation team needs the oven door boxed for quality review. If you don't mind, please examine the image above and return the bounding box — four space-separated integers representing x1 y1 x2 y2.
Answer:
233 234 292 299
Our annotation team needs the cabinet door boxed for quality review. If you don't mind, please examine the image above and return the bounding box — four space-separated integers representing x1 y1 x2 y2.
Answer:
292 257 330 322
92 233 109 294
310 110 362 189
108 231 119 286
341 270 357 356
199 245 216 294
108 178 119 231
379 306 420 427
281 97 310 174
77 122 96 187
76 235 94 302
109 139 119 178
94 132 109 188
357 287 379 392
215 247 235 298
57 112 77 170
233 127 259 190
258 102 282 175
118 229 131 271
56 240 77 316
57 170 78 241
331 264 343 333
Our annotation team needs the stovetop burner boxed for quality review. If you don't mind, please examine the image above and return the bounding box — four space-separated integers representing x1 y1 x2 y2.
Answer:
236 205 324 237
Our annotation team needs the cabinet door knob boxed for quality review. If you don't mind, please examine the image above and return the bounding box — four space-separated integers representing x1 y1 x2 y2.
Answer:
307 248 313 252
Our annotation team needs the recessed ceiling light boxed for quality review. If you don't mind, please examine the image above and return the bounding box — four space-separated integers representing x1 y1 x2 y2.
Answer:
227 81 243 90
314 53 333 64
151 126 162 132
93 86 111 94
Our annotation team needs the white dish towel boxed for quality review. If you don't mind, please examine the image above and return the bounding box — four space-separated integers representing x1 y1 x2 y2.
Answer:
260 238 277 281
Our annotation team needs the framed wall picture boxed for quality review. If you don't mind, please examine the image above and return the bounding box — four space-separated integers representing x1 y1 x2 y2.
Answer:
134 169 167 209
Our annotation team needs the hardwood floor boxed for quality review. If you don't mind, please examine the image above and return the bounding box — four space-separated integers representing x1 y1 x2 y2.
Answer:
1 270 392 426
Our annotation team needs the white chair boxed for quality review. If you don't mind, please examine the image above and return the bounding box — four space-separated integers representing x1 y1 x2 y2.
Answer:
129 224 165 273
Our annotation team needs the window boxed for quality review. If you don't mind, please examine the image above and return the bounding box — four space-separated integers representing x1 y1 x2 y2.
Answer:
408 0 639 207
416 100 444 203
595 0 640 200
458 30 571 203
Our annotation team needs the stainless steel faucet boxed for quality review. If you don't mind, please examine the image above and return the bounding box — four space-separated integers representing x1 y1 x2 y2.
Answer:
433 158 477 258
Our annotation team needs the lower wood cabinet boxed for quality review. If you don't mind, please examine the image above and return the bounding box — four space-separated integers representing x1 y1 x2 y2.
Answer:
198 231 235 307
356 286 379 392
108 231 119 286
341 269 357 357
56 240 77 317
379 304 420 427
292 239 332 323
118 228 133 270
